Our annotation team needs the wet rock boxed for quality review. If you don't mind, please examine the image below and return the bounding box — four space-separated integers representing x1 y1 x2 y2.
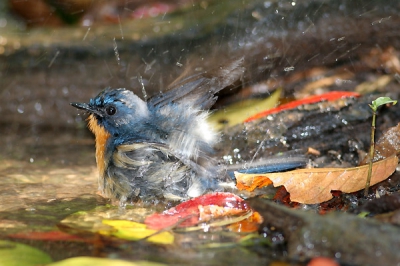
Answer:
217 94 400 167
249 198 400 265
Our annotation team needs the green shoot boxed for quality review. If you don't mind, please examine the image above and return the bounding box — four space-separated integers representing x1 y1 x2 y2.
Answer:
364 97 397 197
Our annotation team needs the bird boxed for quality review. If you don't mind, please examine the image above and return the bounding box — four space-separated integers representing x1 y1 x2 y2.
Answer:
71 58 306 205
71 58 247 205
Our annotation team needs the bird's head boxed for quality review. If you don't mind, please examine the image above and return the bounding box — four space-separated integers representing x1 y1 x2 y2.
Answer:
71 88 149 138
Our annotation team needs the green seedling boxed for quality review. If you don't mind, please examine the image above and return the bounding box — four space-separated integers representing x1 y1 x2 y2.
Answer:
364 96 397 197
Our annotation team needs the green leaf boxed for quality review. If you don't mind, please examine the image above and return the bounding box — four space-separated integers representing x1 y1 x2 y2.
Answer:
357 211 370 218
370 97 397 111
47 256 166 266
0 240 52 266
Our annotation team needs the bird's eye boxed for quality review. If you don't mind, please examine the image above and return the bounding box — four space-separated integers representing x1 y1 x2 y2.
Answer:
105 105 117 116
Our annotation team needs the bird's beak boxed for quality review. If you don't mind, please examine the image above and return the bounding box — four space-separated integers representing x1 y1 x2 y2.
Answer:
70 102 103 117
71 102 91 111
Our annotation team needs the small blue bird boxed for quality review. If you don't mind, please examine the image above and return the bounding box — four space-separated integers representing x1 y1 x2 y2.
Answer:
71 58 306 205
71 59 246 205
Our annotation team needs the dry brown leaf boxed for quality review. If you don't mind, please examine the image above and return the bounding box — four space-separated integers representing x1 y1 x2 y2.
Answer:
235 155 398 204
361 123 400 164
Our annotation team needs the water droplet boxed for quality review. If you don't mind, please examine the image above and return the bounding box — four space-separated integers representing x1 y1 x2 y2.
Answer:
17 105 24 114
264 1 272 8
62 87 69 95
34 102 42 112
284 66 295 72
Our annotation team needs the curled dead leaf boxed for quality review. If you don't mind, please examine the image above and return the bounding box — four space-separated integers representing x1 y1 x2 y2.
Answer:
235 155 398 204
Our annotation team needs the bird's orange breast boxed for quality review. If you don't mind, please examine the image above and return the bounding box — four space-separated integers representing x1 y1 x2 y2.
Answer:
87 114 111 176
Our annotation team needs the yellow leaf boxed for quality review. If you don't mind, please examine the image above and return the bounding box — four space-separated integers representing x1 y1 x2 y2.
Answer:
207 88 281 130
47 256 165 266
101 220 174 244
102 220 146 228
235 155 398 204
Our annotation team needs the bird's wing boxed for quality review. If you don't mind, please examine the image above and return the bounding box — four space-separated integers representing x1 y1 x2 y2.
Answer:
148 57 244 110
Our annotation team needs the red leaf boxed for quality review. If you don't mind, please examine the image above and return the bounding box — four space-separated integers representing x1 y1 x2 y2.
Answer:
8 231 85 242
145 192 249 230
308 257 340 266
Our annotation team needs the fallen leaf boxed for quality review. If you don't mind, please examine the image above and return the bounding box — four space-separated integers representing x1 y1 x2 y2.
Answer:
0 240 53 266
198 205 245 221
8 231 85 242
301 72 354 95
307 257 340 266
235 155 399 204
226 211 264 233
145 192 250 230
207 89 281 130
361 123 400 163
101 220 174 244
46 256 165 266
236 175 273 191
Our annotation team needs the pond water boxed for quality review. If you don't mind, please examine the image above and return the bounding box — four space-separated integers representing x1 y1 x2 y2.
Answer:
0 127 275 265
0 126 97 213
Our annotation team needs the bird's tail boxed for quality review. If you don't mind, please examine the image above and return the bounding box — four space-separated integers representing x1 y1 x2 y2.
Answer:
205 154 308 198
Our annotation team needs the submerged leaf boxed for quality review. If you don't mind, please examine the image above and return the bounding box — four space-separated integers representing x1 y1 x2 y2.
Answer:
145 192 250 230
235 155 398 204
101 220 174 244
8 231 85 242
47 256 165 266
0 240 52 266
